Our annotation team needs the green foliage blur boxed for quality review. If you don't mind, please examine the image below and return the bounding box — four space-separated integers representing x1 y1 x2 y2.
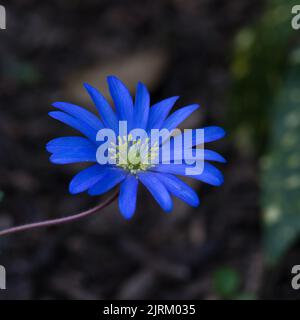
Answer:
213 267 241 299
229 0 300 264
213 267 256 300
262 52 300 264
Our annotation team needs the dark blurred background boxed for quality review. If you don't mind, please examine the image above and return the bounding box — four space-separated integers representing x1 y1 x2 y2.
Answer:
0 0 300 299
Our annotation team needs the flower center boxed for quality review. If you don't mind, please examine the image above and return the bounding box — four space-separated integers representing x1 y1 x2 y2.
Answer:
109 135 158 174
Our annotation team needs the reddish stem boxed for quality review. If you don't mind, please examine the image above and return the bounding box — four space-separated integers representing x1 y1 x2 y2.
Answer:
0 190 119 237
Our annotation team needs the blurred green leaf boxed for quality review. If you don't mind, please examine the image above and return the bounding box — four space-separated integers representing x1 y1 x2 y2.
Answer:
0 191 4 202
229 0 296 154
213 267 241 299
262 49 300 265
229 0 300 265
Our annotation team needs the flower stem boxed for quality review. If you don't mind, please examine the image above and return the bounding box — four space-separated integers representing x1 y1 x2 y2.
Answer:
0 190 119 237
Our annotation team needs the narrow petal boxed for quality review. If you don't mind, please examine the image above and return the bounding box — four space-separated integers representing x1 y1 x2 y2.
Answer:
162 104 199 132
107 76 133 123
169 126 226 149
147 96 179 130
151 162 224 186
133 82 150 130
203 150 226 163
138 172 173 212
69 164 109 194
203 126 226 143
49 111 97 141
50 145 97 164
52 102 104 131
119 175 139 219
46 136 95 153
84 83 118 132
164 148 226 163
88 169 126 195
154 173 200 207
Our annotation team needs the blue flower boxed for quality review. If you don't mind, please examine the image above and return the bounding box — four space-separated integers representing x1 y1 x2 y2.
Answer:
47 76 226 219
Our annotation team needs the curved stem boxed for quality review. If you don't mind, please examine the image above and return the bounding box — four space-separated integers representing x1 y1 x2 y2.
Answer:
0 189 119 237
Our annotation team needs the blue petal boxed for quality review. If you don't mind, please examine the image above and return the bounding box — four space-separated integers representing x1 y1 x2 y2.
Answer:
151 162 224 186
46 136 95 153
155 173 200 207
203 150 226 163
52 102 103 131
133 82 150 130
203 126 226 143
119 175 139 219
168 126 226 149
147 96 179 130
88 169 126 195
162 104 199 132
84 83 118 132
165 148 226 163
50 145 97 164
138 172 173 212
185 126 226 145
69 164 110 194
107 76 133 123
49 111 98 141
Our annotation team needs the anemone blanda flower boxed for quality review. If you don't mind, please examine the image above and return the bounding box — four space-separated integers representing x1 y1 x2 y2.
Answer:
46 76 226 219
